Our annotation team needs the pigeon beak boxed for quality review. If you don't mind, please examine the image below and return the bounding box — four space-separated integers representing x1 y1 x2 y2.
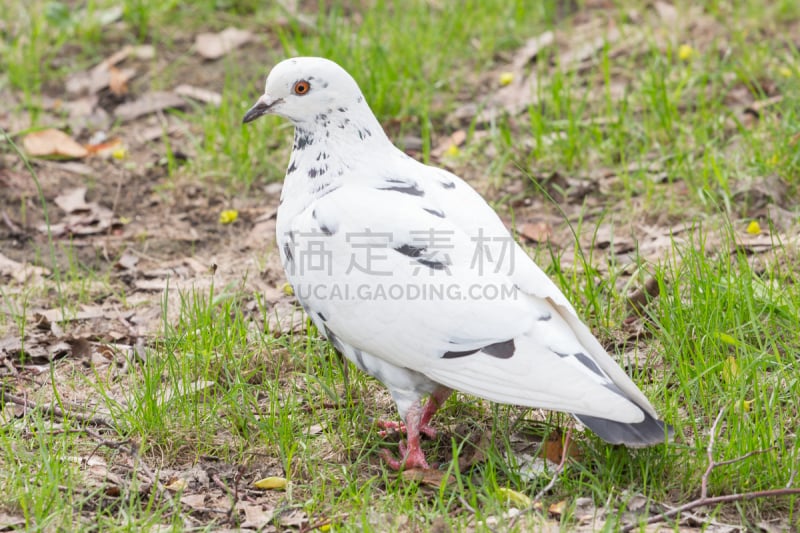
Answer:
242 95 282 124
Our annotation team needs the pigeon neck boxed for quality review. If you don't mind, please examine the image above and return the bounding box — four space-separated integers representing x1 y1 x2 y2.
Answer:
282 106 392 202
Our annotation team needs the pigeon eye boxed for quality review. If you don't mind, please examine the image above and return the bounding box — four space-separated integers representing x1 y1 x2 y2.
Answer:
293 80 311 95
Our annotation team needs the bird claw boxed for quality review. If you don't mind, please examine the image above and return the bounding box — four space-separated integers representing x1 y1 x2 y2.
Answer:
379 444 430 471
375 419 437 439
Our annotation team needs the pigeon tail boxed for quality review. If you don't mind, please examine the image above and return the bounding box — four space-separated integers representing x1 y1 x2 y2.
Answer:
575 409 674 447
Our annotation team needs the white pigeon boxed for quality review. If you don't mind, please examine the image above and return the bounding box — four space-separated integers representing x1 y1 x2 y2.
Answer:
243 57 672 470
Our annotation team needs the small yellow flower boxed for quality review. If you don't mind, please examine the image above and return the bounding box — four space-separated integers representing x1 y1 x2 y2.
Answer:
112 147 127 160
219 209 239 225
779 66 793 78
739 399 753 412
746 220 761 235
444 144 460 157
118 216 131 225
678 44 694 61
499 72 514 86
282 283 294 296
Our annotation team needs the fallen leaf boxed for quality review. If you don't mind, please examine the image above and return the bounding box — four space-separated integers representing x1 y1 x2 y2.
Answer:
253 476 287 490
165 478 188 491
401 468 454 487
22 129 88 159
55 187 90 213
278 509 307 528
108 66 129 96
722 355 739 384
174 84 222 107
0 253 50 284
195 27 252 60
626 276 660 315
0 513 26 529
548 500 567 517
179 493 206 509
84 138 124 157
238 502 275 529
540 430 582 463
653 1 678 23
517 222 552 243
431 129 467 158
496 487 531 507
34 306 107 323
114 91 187 122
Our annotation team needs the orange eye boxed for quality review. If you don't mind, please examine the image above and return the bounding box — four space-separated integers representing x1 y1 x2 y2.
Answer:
293 80 311 95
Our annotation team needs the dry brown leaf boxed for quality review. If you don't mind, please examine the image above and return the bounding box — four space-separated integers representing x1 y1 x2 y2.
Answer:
511 30 556 71
540 431 582 463
652 1 678 24
108 66 129 96
431 129 467 158
517 222 553 243
34 306 107 323
400 468 455 487
174 84 222 107
457 430 491 469
114 91 187 122
55 187 90 213
278 509 307 528
548 500 568 517
22 129 88 159
195 27 252 60
0 513 26 529
0 253 50 284
559 24 621 66
85 138 124 157
65 45 146 95
179 493 206 509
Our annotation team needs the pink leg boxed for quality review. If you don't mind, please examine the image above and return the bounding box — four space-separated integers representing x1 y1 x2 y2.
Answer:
376 387 452 438
379 388 452 470
418 387 452 438
379 401 429 470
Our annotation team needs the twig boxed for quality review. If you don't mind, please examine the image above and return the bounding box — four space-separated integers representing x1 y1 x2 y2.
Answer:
532 427 572 502
1 353 19 376
2 211 22 234
300 514 349 533
3 392 115 428
621 407 800 532
508 428 573 528
211 473 239 524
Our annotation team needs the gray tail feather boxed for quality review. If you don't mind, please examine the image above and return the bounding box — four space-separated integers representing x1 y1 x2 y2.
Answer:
575 409 674 447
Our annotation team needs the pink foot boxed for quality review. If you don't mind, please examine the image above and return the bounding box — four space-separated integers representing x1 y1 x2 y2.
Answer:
375 419 437 439
379 441 430 470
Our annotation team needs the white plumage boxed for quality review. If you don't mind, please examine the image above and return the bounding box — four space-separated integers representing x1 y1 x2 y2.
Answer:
244 57 671 469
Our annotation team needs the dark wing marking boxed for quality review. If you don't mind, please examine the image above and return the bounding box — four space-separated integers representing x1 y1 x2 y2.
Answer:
377 178 424 197
423 207 445 218
443 339 515 359
482 339 515 359
312 208 338 235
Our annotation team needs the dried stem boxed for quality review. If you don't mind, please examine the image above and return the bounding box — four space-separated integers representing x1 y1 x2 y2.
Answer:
4 392 115 428
621 407 800 532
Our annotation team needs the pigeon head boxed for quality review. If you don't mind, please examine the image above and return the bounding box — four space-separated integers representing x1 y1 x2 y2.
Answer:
243 57 368 126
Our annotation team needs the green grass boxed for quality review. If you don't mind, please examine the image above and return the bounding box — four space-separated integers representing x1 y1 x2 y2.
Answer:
1 0 799 530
